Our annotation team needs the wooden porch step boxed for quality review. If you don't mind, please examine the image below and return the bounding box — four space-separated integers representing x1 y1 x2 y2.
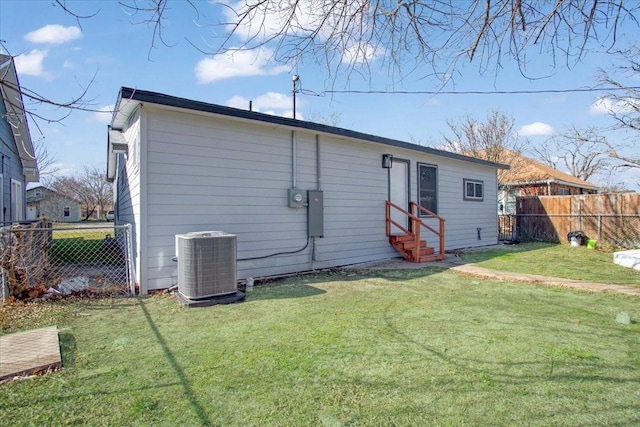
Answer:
399 240 427 250
389 234 414 243
386 201 445 264
407 246 435 256
417 254 446 263
390 236 437 263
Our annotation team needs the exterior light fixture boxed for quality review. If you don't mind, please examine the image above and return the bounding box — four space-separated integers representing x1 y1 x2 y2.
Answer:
111 143 128 155
382 154 393 168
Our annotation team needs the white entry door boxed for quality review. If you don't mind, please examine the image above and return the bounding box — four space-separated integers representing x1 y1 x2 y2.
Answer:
27 206 37 221
389 159 410 233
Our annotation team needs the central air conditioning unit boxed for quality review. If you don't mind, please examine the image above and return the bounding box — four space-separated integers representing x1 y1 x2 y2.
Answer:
175 231 237 299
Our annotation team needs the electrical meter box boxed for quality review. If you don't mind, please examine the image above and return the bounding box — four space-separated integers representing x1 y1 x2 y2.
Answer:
288 188 305 208
307 190 324 237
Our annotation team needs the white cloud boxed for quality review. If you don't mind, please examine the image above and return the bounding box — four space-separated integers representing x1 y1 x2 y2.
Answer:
24 24 82 44
92 105 114 124
226 96 251 110
225 92 302 119
589 98 613 115
518 122 555 136
589 97 638 115
14 49 49 77
342 43 384 65
194 48 289 83
224 2 383 68
224 0 327 42
253 92 292 110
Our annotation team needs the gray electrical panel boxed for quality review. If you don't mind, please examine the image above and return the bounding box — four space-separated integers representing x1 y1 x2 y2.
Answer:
308 190 324 237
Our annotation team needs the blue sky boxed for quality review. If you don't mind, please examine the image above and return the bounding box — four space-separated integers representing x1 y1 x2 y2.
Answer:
1 1 638 190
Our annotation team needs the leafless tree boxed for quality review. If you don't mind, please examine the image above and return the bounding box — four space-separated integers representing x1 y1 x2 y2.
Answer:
54 0 639 82
442 110 528 161
597 46 640 170
48 166 113 221
305 110 343 126
33 138 59 177
442 110 540 194
533 126 611 182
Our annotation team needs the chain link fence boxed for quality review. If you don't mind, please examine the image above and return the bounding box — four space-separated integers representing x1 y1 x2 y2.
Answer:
499 214 640 249
1 221 134 301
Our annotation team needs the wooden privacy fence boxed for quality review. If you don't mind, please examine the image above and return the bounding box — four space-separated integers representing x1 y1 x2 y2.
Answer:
512 193 640 249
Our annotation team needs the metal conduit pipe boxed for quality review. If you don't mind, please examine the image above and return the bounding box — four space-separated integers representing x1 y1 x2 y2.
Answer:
316 134 321 191
312 134 321 261
292 130 297 188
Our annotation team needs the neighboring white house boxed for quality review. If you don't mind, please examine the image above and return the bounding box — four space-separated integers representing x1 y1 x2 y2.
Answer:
26 185 81 222
107 87 507 294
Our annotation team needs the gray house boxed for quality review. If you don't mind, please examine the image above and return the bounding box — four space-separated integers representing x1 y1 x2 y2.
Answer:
0 54 39 224
107 87 506 294
26 185 82 222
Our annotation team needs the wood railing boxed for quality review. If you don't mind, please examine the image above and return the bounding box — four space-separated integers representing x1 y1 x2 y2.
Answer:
385 201 445 261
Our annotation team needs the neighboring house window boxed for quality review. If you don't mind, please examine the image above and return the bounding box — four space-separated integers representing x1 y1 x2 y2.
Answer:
417 163 438 215
557 188 570 195
464 179 484 201
64 207 70 217
11 179 23 221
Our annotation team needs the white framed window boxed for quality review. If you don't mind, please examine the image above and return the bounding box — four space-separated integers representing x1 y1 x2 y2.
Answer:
11 179 23 221
464 179 484 201
64 206 70 217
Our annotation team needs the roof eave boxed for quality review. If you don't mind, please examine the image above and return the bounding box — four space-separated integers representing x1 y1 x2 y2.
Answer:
112 87 509 171
0 55 39 182
503 178 599 190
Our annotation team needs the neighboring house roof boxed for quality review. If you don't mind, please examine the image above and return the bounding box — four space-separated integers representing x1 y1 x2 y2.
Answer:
495 148 598 191
26 185 80 204
0 54 39 183
107 87 509 181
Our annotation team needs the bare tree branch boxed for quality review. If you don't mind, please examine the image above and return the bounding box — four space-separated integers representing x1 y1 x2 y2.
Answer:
48 167 113 221
441 110 534 189
54 1 638 82
533 126 611 181
597 45 640 170
33 138 59 177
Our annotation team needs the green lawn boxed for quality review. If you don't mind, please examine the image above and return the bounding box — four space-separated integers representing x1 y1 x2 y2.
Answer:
458 242 640 286
49 229 121 265
2 268 638 426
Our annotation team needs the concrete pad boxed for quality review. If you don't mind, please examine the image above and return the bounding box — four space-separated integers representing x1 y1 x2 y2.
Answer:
176 290 245 308
613 250 640 271
0 326 61 381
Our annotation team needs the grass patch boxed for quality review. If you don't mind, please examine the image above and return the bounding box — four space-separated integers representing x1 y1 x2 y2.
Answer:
1 269 639 425
459 242 640 286
49 229 121 265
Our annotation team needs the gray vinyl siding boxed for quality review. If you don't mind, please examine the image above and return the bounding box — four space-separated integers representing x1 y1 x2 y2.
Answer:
115 108 143 290
135 107 499 291
428 157 498 248
0 100 26 223
142 108 391 290
382 145 499 249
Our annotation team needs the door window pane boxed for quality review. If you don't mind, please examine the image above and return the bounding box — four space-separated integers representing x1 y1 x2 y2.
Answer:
418 163 437 215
